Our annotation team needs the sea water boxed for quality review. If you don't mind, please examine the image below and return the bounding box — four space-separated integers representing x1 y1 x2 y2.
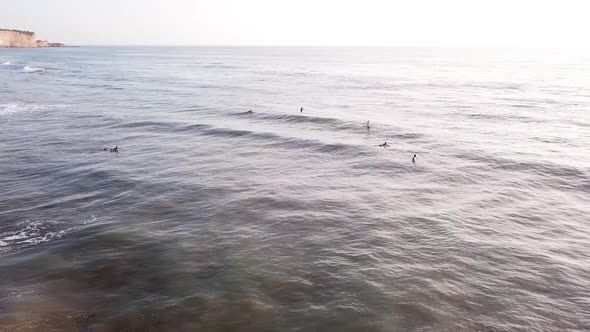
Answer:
1 47 589 331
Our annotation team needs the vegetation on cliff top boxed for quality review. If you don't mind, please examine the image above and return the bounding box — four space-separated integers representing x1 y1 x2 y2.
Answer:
0 29 35 36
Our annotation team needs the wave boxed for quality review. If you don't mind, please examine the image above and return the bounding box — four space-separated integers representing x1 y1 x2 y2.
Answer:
107 115 415 157
192 124 370 156
330 80 454 91
234 112 351 131
454 151 590 192
1 61 13 66
175 106 214 113
0 103 59 116
23 66 46 73
178 123 211 131
0 103 39 115
233 112 345 126
231 111 424 140
199 126 281 141
351 158 424 175
132 119 369 155
465 113 543 123
270 114 345 126
203 63 242 69
390 133 422 140
109 120 180 131
0 217 97 251
0 103 23 115
244 68 312 78
462 82 522 91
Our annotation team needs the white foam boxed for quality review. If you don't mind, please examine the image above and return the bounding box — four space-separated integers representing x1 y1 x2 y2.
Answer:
0 103 55 115
1 61 12 66
2 233 28 241
0 103 23 115
23 66 45 73
0 217 98 250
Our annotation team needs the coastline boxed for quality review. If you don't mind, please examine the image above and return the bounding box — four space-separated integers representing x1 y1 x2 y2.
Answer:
0 28 68 48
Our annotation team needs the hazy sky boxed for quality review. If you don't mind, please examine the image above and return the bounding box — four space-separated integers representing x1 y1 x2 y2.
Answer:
2 0 589 47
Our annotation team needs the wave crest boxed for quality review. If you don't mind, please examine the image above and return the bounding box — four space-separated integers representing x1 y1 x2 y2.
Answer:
0 217 97 252
0 103 54 115
23 66 45 73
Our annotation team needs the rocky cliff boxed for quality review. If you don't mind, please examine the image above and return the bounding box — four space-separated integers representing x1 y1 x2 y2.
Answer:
0 29 37 48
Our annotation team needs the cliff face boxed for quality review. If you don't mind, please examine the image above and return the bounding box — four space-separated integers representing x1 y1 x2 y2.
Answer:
0 29 37 48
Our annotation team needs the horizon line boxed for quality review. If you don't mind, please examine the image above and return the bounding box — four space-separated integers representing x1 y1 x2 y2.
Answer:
56 44 590 50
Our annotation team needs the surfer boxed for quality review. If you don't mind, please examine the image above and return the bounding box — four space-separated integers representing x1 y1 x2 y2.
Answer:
366 121 370 129
412 154 416 163
246 109 253 114
300 107 303 113
379 142 389 148
104 146 119 153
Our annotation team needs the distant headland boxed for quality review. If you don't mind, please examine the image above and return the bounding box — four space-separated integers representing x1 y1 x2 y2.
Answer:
0 29 72 48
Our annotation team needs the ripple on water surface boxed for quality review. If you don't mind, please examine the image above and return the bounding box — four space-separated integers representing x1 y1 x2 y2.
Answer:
1 47 590 332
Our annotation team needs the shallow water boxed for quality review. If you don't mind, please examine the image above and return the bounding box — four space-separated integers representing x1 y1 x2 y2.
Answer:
1 47 590 331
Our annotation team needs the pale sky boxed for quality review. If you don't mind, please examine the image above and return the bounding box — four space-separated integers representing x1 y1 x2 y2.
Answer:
1 0 589 47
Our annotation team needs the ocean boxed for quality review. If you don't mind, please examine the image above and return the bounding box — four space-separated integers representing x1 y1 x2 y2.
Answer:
0 47 589 331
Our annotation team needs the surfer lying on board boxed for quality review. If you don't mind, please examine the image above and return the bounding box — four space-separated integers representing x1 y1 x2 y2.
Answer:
104 146 119 152
378 142 389 148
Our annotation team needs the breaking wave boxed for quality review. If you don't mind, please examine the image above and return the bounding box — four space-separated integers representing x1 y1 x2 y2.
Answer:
23 66 45 73
0 103 56 115
0 217 97 252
